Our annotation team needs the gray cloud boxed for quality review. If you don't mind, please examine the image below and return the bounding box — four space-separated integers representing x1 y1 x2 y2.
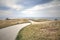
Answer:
21 0 60 17
17 0 53 7
0 0 60 19
0 5 10 10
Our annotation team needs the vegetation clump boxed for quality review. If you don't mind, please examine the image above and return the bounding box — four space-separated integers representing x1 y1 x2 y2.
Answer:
0 19 29 29
16 21 60 40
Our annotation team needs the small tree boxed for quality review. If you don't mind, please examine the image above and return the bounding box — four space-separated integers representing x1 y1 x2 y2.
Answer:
6 18 10 20
54 18 58 21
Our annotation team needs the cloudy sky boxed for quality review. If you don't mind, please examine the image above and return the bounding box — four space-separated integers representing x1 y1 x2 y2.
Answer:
0 0 60 19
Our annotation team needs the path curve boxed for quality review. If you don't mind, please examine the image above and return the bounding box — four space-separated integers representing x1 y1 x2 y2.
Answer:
0 23 30 40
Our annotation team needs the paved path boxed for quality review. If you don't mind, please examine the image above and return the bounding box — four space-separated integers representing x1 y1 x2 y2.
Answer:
29 20 52 24
0 23 30 40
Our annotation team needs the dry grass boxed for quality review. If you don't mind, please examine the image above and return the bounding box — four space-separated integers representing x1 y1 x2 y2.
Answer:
31 19 50 22
16 21 60 40
0 19 29 29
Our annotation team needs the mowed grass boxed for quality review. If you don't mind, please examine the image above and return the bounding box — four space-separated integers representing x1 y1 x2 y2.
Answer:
0 19 29 29
16 21 60 40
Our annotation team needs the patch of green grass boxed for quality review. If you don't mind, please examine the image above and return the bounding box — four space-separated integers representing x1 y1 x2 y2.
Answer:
31 19 50 22
16 21 60 40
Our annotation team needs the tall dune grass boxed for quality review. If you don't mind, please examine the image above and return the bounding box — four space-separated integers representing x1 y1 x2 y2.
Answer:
0 19 29 29
16 21 60 40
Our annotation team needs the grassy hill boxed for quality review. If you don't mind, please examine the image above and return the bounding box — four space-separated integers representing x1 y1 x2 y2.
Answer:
16 21 60 40
0 19 29 29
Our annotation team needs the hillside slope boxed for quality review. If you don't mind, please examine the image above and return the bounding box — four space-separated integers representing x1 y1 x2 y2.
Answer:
16 21 60 40
0 19 29 29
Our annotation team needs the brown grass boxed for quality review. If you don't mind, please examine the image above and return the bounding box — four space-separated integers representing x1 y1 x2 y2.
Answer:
0 19 29 29
31 19 50 22
16 21 60 40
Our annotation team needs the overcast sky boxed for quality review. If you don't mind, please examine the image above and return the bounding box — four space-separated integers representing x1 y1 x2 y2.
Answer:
0 0 60 19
